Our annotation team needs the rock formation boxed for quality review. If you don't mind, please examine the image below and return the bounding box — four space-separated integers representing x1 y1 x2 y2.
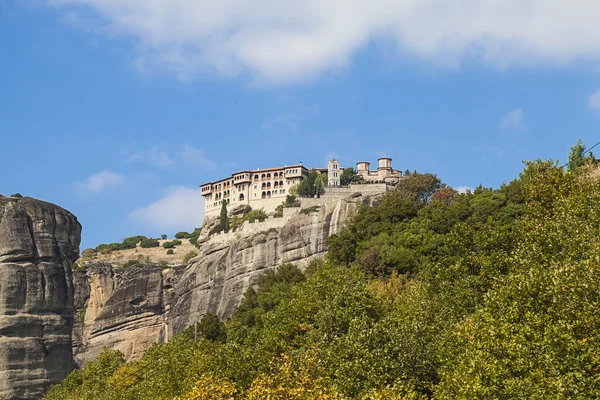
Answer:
72 193 380 365
0 196 81 400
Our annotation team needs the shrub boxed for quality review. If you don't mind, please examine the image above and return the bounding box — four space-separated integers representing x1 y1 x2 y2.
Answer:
163 240 182 249
183 251 198 263
161 234 168 240
139 238 159 248
122 235 147 249
300 205 320 215
122 260 140 269
189 227 201 246
11 193 23 198
274 204 284 218
284 194 301 207
81 248 96 258
246 209 268 223
175 231 191 239
166 249 174 255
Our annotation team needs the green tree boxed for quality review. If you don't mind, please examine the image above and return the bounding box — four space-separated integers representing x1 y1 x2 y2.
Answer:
220 200 229 233
161 234 168 240
297 169 326 197
340 167 361 185
197 313 227 343
567 138 587 171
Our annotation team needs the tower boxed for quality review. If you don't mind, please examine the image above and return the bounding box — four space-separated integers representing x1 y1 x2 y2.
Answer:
378 157 392 180
328 159 340 186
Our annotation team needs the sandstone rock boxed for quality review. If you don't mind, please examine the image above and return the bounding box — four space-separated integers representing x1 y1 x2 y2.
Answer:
72 193 383 367
72 263 167 366
0 197 81 400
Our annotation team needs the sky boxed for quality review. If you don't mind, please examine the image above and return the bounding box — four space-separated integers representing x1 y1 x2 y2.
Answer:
2 1 600 250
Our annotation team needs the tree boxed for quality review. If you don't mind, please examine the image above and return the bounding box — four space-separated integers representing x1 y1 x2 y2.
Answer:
297 169 326 197
567 138 587 171
220 200 229 233
175 231 190 239
197 313 227 343
340 167 361 186
161 234 168 240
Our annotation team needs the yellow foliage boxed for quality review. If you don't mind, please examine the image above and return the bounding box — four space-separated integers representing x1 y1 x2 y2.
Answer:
108 363 140 390
174 374 237 400
366 270 407 311
244 352 343 400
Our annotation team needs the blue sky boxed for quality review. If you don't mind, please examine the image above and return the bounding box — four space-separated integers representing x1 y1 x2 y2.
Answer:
2 1 600 250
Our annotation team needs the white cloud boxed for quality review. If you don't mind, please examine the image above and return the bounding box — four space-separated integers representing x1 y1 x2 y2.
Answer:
588 89 600 113
76 170 125 194
181 144 217 169
128 145 174 167
501 108 525 129
455 186 474 194
128 186 204 232
46 0 600 84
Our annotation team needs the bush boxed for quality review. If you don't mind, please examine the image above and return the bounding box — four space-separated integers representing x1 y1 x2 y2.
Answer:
274 204 284 218
183 251 198 263
122 260 140 269
161 234 168 240
175 231 191 239
246 209 268 223
81 248 96 258
10 193 23 198
163 240 182 249
166 249 174 255
122 235 147 249
189 227 201 246
139 238 159 248
284 194 301 207
300 205 320 215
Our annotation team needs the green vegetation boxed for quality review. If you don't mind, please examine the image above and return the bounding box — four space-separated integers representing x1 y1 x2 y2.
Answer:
299 205 320 215
183 251 198 263
46 143 600 399
296 169 326 197
162 240 182 249
188 227 201 246
139 238 160 248
175 231 191 239
220 200 229 233
231 208 269 230
340 167 362 186
166 249 174 255
11 193 23 198
161 234 168 240
94 235 150 253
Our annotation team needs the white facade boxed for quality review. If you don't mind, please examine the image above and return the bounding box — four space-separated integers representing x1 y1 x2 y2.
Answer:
327 159 341 186
201 164 308 217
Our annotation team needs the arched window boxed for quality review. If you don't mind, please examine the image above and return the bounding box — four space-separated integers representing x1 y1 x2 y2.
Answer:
267 191 271 198
282 189 286 194
274 181 279 188
262 191 266 199
267 173 271 179
254 175 259 181
262 174 266 180
262 183 266 189
279 180 283 186
267 182 271 188
239 193 245 201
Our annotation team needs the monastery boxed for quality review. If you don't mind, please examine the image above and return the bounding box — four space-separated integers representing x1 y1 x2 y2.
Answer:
200 157 403 217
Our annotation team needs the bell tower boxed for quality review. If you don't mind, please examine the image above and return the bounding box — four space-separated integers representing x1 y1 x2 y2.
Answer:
328 159 340 186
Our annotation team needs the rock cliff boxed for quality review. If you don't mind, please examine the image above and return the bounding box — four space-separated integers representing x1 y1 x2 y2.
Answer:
73 194 379 365
0 196 81 400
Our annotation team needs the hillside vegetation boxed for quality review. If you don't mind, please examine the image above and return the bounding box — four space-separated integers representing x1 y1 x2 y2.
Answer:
46 155 600 399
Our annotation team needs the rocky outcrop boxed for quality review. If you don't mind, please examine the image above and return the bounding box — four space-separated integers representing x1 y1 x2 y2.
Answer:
72 193 381 366
72 263 180 367
0 196 81 400
165 193 379 337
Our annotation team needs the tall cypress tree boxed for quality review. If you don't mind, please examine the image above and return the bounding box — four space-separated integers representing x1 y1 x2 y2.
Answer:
220 200 229 233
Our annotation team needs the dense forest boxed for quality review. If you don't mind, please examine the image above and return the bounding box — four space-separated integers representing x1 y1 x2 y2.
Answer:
46 147 600 399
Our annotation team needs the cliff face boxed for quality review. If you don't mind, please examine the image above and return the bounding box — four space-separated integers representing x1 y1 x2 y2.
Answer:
0 196 81 400
73 194 380 365
72 263 172 366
